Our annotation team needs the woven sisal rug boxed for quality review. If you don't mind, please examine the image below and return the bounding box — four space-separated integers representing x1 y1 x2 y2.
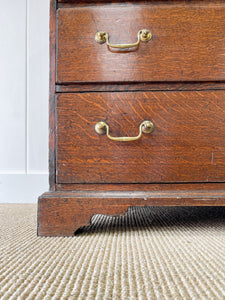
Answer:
0 204 225 299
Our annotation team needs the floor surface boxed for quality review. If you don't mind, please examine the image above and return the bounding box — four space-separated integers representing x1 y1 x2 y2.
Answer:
1 204 225 299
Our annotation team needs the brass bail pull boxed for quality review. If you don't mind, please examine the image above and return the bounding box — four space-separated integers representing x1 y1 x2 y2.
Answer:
95 29 152 49
95 120 154 142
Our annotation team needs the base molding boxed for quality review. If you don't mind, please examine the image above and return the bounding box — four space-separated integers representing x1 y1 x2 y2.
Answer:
38 189 225 236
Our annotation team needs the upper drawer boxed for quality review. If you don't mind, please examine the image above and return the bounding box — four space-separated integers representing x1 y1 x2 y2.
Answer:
56 3 225 83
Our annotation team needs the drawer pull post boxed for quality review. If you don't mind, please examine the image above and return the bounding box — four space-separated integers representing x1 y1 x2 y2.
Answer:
95 120 154 142
95 29 152 49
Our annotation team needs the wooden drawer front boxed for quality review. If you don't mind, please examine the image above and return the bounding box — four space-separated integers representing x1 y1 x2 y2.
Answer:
56 91 225 184
57 3 225 84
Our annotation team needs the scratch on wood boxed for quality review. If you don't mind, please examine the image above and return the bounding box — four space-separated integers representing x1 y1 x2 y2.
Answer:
211 152 214 164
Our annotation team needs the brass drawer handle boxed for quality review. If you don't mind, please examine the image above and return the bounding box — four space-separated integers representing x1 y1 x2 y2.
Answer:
95 120 154 142
95 29 152 49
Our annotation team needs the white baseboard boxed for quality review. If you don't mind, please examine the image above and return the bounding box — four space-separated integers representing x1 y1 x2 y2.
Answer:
0 174 49 203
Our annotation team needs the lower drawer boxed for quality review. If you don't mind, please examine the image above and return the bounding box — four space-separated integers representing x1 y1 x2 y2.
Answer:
56 91 225 184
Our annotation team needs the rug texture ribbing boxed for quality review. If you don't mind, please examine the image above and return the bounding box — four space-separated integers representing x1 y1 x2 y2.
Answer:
0 204 225 299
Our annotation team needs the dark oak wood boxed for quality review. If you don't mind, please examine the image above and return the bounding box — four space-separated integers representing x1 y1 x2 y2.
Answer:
57 3 225 83
38 189 225 236
49 0 57 190
56 82 225 93
58 0 225 2
57 1 225 7
37 0 225 236
56 183 225 191
57 90 225 183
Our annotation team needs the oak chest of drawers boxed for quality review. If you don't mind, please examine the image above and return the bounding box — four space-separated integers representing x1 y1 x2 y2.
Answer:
38 0 225 236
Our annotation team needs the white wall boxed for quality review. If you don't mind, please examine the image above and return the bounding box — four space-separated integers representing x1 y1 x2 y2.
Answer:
0 0 49 203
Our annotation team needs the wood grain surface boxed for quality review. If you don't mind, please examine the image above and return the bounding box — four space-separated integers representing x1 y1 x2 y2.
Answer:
56 183 225 191
38 189 225 236
57 2 225 83
49 0 57 190
56 90 225 184
58 0 225 3
37 1 225 237
55 82 225 93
